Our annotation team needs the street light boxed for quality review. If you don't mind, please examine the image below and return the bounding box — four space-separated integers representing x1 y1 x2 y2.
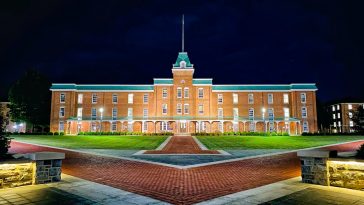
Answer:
262 108 266 134
99 108 104 132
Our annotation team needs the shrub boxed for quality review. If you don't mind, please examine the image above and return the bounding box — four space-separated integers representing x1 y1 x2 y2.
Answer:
356 143 364 159
0 133 11 158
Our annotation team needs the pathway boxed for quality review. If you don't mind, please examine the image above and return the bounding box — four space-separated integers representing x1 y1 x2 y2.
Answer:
9 140 364 205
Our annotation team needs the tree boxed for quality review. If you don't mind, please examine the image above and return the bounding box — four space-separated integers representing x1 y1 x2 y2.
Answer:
0 104 11 159
352 105 364 133
317 100 331 133
8 69 51 132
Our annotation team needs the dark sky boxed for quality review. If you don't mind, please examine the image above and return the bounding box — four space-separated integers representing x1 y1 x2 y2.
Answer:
1 0 364 102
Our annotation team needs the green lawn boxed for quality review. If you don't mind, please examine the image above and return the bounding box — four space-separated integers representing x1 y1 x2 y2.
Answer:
11 135 168 150
197 135 364 150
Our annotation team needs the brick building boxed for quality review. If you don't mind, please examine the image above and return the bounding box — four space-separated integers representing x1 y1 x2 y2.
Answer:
50 50 318 135
329 102 364 133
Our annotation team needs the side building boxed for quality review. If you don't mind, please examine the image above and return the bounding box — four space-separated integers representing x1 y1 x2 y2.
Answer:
329 102 364 133
49 52 318 135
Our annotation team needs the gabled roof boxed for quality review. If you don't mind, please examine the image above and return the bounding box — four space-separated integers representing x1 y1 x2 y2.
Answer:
173 52 193 68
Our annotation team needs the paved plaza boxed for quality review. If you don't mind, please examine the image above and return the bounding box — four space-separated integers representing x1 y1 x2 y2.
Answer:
6 136 364 204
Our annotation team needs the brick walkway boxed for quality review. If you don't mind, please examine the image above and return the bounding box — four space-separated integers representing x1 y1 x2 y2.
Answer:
144 135 220 154
9 140 364 205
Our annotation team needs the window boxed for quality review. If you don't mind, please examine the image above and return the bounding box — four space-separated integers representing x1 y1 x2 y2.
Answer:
333 114 336 119
112 108 117 120
348 104 352 110
201 122 206 131
301 107 307 118
349 112 353 118
338 113 341 119
177 87 182 98
337 105 340 110
177 103 182 114
59 121 64 132
128 94 134 104
338 121 341 127
198 88 204 98
218 108 223 119
233 94 238 104
60 93 65 103
143 122 148 132
112 94 118 104
233 108 238 120
143 108 148 118
112 122 117 131
218 122 223 132
128 108 133 117
332 106 335 111
162 88 167 98
249 108 254 120
350 121 354 127
333 122 337 127
162 104 167 115
77 108 82 119
59 107 65 117
143 94 149 103
91 122 97 131
303 121 309 133
91 108 97 120
268 108 274 120
283 94 289 104
198 104 204 114
77 94 83 104
301 93 307 103
92 94 97 104
184 104 189 114
268 94 273 104
248 94 254 104
249 122 255 131
184 88 189 98
284 108 290 119
161 121 169 131
218 94 223 104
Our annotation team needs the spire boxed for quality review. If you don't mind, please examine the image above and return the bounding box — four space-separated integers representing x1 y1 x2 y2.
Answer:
182 14 184 52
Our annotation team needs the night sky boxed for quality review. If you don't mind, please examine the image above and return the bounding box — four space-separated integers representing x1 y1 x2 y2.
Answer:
1 0 364 102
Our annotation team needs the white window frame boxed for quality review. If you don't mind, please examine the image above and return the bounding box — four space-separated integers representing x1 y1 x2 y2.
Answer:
59 107 65 117
184 104 189 114
184 88 189 98
92 93 97 104
143 122 148 132
111 122 117 132
177 103 182 114
268 93 273 104
349 112 353 118
350 121 354 127
333 122 337 128
217 94 223 104
60 93 66 103
284 108 290 119
338 121 341 127
348 104 352 110
127 108 133 117
283 94 289 104
162 104 167 115
177 87 182 98
233 108 238 120
301 93 307 104
332 106 335 111
303 121 309 133
218 108 223 119
77 108 82 119
128 94 134 104
162 88 167 99
249 108 254 119
143 94 149 104
268 108 274 120
112 108 117 120
338 113 341 119
91 108 97 120
198 88 204 99
143 108 148 118
59 121 64 132
112 94 118 104
198 104 204 114
301 107 307 118
233 93 238 104
77 94 83 104
333 114 336 119
248 93 254 104
337 105 340 110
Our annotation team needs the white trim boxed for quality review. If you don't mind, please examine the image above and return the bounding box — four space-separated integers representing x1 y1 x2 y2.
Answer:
212 90 317 92
153 84 173 86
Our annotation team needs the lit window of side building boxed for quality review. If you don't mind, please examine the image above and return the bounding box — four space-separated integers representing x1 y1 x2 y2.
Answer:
49 52 318 135
328 102 364 133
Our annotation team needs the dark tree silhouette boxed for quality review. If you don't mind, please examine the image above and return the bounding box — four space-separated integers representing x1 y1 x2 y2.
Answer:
352 105 364 133
0 104 11 158
8 69 51 132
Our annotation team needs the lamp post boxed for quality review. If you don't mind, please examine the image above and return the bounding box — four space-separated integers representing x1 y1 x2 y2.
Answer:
262 108 266 134
99 108 104 132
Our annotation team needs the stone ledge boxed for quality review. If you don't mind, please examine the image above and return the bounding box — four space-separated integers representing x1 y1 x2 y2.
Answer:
25 152 65 161
297 150 337 158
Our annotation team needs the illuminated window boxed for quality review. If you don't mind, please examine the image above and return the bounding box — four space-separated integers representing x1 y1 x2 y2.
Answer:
284 108 289 119
283 94 289 104
268 94 273 104
91 108 97 120
59 121 64 132
248 94 254 104
143 94 149 103
350 121 354 127
112 94 118 104
233 93 238 104
198 104 204 114
162 88 167 98
184 104 189 114
128 94 133 104
112 108 117 120
338 113 341 119
301 107 307 118
301 93 306 103
198 88 204 98
338 121 341 127
218 108 223 119
60 93 65 103
233 108 238 120
77 94 83 104
337 105 340 110
177 103 182 114
349 112 353 118
348 104 352 110
59 107 65 117
218 94 223 104
143 108 148 118
162 104 167 115
249 108 254 120
177 87 182 98
333 122 337 127
332 106 335 111
303 121 309 132
92 94 97 104
77 108 82 119
268 108 274 120
184 88 189 98
333 114 336 119
128 108 133 117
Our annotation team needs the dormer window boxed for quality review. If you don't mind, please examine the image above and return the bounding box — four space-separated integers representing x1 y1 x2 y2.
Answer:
180 60 186 68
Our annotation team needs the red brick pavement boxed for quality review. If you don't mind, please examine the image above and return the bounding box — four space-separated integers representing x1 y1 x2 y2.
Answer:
144 135 220 154
9 140 364 205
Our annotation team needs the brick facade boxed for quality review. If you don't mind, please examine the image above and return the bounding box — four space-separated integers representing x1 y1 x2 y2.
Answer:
50 52 318 135
329 102 364 133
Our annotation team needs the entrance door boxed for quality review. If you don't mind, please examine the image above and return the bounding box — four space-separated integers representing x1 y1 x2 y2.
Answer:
179 121 187 133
